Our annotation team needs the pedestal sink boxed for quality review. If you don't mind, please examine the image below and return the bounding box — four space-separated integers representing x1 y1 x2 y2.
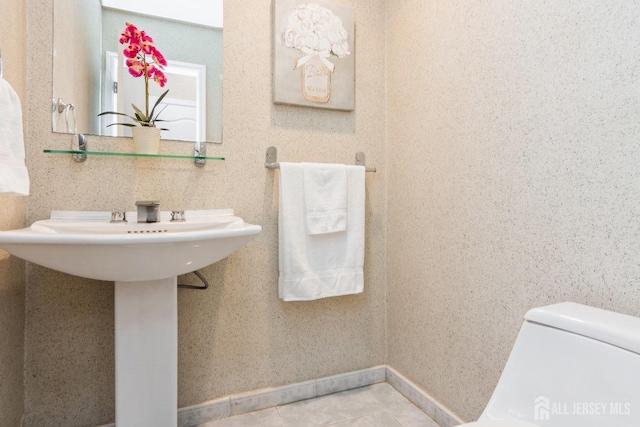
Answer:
0 209 261 426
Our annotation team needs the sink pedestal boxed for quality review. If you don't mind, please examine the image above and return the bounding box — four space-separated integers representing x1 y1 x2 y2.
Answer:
115 278 178 426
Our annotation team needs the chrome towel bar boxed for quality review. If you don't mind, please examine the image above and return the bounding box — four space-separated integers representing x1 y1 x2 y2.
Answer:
265 146 377 173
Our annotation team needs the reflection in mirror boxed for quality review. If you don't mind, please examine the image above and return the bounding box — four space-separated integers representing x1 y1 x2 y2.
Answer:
52 0 223 143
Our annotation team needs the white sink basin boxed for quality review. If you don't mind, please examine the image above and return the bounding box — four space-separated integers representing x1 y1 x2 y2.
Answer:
0 209 261 282
0 208 261 426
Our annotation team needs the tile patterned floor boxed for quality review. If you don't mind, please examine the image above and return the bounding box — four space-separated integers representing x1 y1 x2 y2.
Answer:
196 383 440 427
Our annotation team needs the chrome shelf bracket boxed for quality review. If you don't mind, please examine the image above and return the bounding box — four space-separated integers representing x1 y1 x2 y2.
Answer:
72 133 87 163
194 141 206 167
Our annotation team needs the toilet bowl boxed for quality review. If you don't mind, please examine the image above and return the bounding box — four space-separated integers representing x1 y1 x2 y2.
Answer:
457 302 640 427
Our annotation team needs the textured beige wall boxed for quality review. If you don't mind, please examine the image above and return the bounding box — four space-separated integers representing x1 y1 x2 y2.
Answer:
0 0 27 425
24 0 386 425
387 1 640 422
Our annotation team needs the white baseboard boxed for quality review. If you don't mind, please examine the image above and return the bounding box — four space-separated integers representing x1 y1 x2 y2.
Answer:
179 365 386 426
95 364 466 427
386 366 464 427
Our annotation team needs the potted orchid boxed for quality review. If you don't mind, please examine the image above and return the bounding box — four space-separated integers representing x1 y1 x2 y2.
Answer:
99 22 169 154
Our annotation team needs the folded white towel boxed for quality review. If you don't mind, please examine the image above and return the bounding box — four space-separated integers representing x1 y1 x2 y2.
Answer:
279 162 365 301
303 162 347 235
0 77 29 196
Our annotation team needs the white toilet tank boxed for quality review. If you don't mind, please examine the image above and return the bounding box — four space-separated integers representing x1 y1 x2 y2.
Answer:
479 302 640 427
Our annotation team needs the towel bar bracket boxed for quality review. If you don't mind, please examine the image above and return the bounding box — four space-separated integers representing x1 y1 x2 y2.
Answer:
265 146 278 169
52 97 70 114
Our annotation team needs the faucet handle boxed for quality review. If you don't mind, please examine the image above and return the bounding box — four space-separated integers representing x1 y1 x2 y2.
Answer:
110 210 127 223
170 211 186 222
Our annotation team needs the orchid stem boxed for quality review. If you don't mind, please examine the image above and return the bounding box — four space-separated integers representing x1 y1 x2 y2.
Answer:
143 54 149 122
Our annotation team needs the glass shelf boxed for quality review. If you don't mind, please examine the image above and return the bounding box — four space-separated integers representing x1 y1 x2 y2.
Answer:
44 149 225 161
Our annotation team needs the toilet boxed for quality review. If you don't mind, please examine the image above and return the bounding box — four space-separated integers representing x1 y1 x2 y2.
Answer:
458 302 640 427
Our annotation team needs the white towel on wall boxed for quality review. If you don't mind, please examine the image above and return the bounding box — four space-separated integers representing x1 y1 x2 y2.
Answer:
278 162 365 301
0 77 29 196
303 162 347 235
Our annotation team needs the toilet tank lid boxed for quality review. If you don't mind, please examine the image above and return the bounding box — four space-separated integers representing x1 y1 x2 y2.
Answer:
525 302 640 355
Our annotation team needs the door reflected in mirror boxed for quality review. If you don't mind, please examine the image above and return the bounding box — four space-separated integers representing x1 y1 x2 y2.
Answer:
52 0 223 143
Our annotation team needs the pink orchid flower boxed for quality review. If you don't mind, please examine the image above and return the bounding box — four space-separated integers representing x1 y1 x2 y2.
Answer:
123 43 141 59
125 58 145 78
119 22 141 45
151 68 168 88
151 48 167 68
140 33 155 55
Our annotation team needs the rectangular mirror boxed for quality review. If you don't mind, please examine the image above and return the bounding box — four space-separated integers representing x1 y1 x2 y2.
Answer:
52 0 223 143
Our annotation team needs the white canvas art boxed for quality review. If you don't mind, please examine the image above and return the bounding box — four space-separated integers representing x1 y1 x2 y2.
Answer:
273 0 355 111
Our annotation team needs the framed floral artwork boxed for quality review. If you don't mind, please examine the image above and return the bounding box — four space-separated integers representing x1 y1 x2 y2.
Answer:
273 0 355 111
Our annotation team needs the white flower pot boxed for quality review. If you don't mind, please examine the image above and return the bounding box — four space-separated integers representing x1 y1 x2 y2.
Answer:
131 127 161 155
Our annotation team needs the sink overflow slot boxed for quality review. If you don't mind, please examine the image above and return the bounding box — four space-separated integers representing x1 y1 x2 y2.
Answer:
127 229 169 234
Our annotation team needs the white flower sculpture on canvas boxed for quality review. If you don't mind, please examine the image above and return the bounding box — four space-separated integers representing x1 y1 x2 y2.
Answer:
282 3 351 72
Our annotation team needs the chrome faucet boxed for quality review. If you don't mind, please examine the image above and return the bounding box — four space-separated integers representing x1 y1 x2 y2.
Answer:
135 200 160 223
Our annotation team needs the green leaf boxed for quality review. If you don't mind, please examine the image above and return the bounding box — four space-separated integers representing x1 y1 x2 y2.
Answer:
151 105 168 125
98 111 132 118
106 122 137 128
130 104 148 122
149 89 170 122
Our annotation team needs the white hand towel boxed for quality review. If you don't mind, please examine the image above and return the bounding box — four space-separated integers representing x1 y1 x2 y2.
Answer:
279 162 365 301
0 77 29 196
303 162 347 235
